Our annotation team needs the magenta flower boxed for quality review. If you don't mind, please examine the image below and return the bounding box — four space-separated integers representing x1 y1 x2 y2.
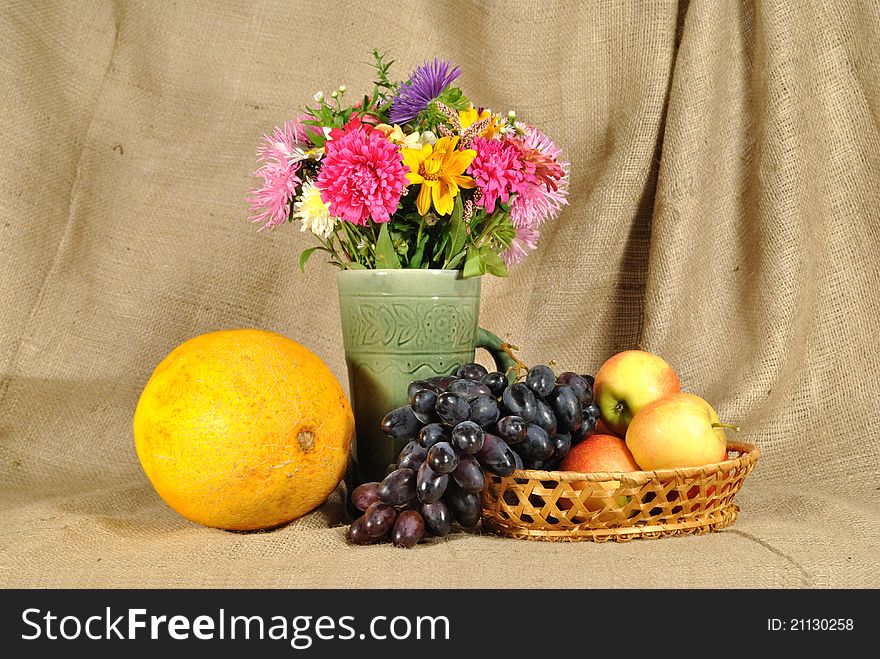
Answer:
467 137 535 214
510 124 569 229
316 127 408 225
390 58 461 125
501 224 540 267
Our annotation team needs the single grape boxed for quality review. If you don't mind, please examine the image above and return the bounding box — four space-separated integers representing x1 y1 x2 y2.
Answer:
397 441 427 471
426 375 458 391
363 501 397 537
378 468 417 506
420 501 452 537
445 483 481 528
416 461 449 504
533 397 558 435
448 378 493 401
407 379 440 400
551 432 572 459
521 459 544 470
427 441 460 475
525 364 556 397
452 455 485 493
451 420 485 454
582 374 595 388
398 439 420 460
418 423 448 449
469 394 500 429
512 449 524 470
392 509 425 548
351 482 381 512
410 388 439 424
481 371 509 397
380 406 422 439
585 402 601 419
496 415 528 445
516 425 554 461
580 415 598 433
501 383 537 422
456 362 489 381
556 372 592 406
435 391 470 427
547 384 583 433
346 516 377 545
571 421 593 444
475 433 517 477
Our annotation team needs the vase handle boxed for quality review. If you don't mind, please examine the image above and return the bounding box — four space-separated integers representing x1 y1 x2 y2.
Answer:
475 327 518 383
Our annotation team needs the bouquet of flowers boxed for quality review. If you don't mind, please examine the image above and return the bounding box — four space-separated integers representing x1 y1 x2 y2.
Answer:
247 51 569 278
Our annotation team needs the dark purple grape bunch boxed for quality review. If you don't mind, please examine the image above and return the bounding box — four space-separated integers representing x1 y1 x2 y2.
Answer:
503 366 600 471
346 362 509 547
345 361 599 547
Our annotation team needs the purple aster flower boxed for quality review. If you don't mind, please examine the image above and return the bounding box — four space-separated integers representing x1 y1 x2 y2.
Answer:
389 58 461 125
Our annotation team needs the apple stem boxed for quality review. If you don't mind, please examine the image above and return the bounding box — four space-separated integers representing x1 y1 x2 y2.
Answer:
712 422 741 432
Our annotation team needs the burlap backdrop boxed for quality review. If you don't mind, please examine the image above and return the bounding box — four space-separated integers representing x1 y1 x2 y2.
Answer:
1 0 878 588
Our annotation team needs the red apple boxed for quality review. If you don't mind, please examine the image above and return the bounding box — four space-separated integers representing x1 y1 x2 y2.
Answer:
559 434 640 521
625 393 732 470
593 350 680 437
561 434 641 473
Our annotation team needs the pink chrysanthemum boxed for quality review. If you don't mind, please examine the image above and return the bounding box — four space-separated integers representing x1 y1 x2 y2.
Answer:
316 127 407 225
247 163 300 230
501 224 540 267
467 137 535 214
255 116 313 164
248 122 304 230
509 124 569 229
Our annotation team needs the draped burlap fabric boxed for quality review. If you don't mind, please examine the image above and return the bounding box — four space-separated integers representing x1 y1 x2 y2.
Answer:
1 0 878 588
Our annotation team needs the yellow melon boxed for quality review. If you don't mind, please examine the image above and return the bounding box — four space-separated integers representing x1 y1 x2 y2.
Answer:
133 328 353 530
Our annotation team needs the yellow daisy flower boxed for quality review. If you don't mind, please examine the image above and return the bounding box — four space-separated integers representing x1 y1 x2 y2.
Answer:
459 107 500 138
402 136 476 216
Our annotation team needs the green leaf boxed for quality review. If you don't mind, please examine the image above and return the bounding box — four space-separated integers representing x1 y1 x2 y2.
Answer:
444 251 466 271
410 235 427 269
432 232 450 260
341 261 367 270
299 247 320 273
374 223 401 269
437 86 470 111
306 127 326 147
480 246 508 277
445 195 467 264
462 245 485 279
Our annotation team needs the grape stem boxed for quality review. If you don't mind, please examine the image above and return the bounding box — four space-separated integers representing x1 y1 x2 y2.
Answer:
500 342 530 381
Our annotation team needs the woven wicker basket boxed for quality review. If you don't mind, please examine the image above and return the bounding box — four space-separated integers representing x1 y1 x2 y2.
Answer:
481 440 759 542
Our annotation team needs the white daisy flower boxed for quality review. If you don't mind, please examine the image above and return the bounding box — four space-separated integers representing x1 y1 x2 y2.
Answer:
292 181 339 239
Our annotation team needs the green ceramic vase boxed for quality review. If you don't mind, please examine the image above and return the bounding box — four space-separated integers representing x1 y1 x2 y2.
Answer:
337 269 514 485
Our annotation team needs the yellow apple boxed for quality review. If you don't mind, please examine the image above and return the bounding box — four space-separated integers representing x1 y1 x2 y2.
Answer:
593 350 680 437
625 393 732 470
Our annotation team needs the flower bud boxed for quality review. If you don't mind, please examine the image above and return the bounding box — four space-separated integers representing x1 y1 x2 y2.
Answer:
314 91 324 102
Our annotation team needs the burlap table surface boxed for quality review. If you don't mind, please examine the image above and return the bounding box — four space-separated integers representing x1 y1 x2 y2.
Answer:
1 0 878 588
